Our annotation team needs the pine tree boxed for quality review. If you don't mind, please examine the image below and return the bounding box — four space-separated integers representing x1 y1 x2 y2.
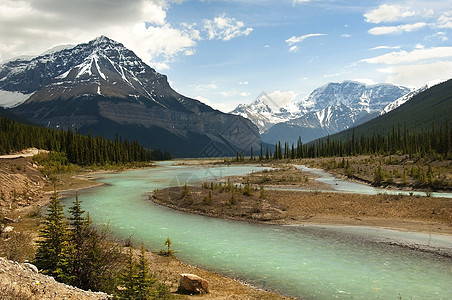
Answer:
34 191 73 283
119 248 138 299
136 244 157 299
68 193 88 287
81 221 122 293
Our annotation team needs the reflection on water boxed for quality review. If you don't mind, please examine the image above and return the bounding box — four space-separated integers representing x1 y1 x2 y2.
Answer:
62 163 452 299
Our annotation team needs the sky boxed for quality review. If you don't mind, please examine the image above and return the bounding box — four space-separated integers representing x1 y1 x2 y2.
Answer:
1 0 451 112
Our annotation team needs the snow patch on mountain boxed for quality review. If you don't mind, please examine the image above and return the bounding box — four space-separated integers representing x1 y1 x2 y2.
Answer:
0 90 32 107
381 80 445 115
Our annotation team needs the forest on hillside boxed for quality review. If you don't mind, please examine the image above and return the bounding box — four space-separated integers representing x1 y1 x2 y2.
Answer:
248 123 451 161
0 117 171 165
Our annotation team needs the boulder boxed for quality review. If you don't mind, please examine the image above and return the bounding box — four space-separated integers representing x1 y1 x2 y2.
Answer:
178 273 208 294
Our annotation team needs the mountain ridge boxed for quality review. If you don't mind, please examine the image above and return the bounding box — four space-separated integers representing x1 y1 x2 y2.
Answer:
231 81 411 144
317 78 452 143
1 36 260 157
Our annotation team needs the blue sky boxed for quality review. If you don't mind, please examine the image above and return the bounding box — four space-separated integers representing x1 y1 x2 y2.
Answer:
1 0 451 111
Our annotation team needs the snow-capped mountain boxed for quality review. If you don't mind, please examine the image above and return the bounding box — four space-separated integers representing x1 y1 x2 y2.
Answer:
1 36 260 157
1 36 170 105
231 81 411 144
230 92 299 133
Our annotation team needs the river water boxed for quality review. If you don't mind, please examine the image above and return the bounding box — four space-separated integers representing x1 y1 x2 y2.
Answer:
62 163 452 299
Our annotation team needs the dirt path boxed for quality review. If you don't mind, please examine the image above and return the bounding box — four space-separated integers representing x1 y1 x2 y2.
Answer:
0 148 46 159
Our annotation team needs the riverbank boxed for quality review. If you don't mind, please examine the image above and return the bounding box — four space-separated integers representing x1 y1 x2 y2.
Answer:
151 158 452 239
152 186 452 235
1 157 293 299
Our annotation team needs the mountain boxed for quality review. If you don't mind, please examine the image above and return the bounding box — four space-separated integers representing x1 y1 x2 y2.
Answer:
320 78 452 142
1 36 260 157
230 92 299 133
255 81 410 144
380 80 445 115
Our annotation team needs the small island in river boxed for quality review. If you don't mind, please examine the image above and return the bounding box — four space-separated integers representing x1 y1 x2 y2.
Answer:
151 162 452 236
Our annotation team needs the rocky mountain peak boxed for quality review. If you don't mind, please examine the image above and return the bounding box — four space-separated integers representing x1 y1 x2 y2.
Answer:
4 36 260 157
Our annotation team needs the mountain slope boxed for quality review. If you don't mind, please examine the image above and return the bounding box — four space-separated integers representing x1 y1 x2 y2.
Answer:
321 79 452 142
1 36 260 157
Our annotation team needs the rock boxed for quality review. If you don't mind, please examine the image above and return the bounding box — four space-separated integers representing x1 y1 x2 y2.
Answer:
3 226 14 233
178 273 209 294
24 262 39 273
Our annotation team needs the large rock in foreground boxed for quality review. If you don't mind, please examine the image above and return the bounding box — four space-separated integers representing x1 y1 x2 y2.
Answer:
178 273 209 294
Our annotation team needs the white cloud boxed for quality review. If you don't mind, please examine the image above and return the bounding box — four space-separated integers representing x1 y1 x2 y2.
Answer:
239 81 249 85
119 22 198 71
195 83 218 91
289 46 299 53
239 92 251 97
353 78 378 85
361 47 452 64
194 95 212 105
430 31 448 42
293 0 312 5
370 45 401 50
266 91 298 108
379 61 452 88
0 0 199 70
437 11 452 28
364 4 415 23
203 14 253 41
414 43 424 49
362 45 452 87
195 95 236 112
286 33 326 45
368 22 427 35
286 33 326 53
340 34 351 38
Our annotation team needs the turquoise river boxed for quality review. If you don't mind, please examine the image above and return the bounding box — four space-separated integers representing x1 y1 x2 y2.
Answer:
61 162 452 299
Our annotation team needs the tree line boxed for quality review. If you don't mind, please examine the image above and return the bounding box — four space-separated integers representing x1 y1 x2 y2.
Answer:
35 192 171 299
243 123 451 161
0 117 171 164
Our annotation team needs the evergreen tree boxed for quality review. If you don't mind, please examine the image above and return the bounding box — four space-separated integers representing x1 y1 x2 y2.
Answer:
34 191 73 283
81 221 123 293
68 193 88 288
259 142 263 160
119 245 158 300
136 244 157 299
119 248 138 299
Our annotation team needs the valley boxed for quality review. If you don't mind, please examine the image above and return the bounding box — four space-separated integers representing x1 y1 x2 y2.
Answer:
0 33 451 300
1 151 451 299
57 160 452 299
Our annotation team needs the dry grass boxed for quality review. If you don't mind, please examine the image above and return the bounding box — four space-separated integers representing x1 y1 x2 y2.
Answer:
266 190 452 234
152 185 287 223
303 155 452 191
